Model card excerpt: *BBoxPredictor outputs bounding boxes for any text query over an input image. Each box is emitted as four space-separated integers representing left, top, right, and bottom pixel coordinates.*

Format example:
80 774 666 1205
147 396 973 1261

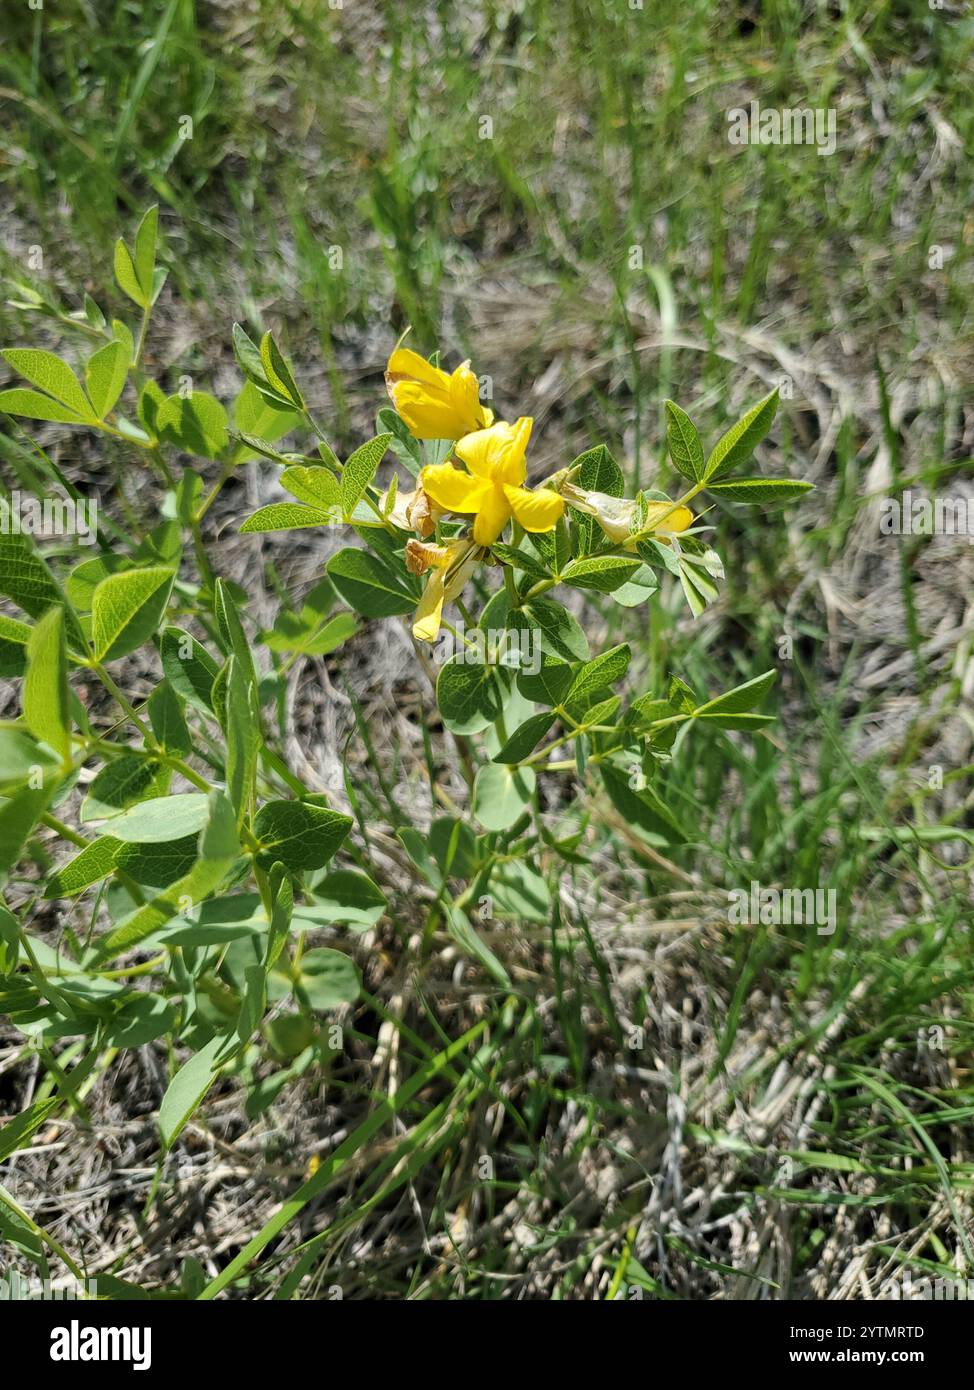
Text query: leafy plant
0 208 811 1293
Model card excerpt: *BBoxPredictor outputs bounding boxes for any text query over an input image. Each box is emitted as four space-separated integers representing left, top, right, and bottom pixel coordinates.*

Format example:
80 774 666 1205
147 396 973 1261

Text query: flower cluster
385 345 694 639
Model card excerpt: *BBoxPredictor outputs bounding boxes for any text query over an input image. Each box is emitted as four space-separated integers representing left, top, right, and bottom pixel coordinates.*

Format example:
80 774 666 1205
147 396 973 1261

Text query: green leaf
1 349 93 418
0 728 59 794
92 566 175 661
84 340 129 419
236 962 267 1047
490 860 550 923
199 791 243 862
280 465 341 510
300 869 386 932
133 205 159 301
635 535 681 576
0 1099 60 1165
232 426 300 465
289 948 360 1012
213 579 259 695
664 400 704 481
259 331 305 409
114 238 146 308
572 443 624 497
570 444 624 554
232 322 268 385
159 1034 227 1150
0 614 30 678
160 627 219 713
695 670 777 716
81 755 170 823
580 694 621 728
263 609 356 658
254 799 352 872
23 605 70 761
436 658 512 734
326 548 417 619
0 904 19 975
114 318 136 367
0 783 56 873
45 836 123 897
706 478 815 502
233 379 300 446
0 533 84 646
516 659 573 707
147 680 192 756
561 555 641 593
65 553 127 611
518 597 589 662
493 710 555 763
106 792 210 843
98 838 237 958
117 835 200 888
157 392 229 459
376 405 422 473
137 377 165 435
159 894 265 947
221 656 259 825
609 563 660 608
601 764 686 843
566 643 631 705
473 762 536 831
340 433 392 516
240 502 336 533
704 389 779 482
446 906 511 987
106 994 175 1049
428 817 479 878
678 555 720 616
265 864 293 970
0 388 86 424
491 543 550 581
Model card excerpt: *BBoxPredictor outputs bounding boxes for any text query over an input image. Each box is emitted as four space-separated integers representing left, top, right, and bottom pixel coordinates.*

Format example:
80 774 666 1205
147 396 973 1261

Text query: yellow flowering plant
0 205 812 1209
263 341 815 854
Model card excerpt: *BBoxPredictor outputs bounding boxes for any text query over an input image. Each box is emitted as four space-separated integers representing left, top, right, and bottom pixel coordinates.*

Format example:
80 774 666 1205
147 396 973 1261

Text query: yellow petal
472 485 512 545
496 417 533 486
391 384 464 441
449 364 493 432
454 422 506 479
420 463 492 514
387 346 448 390
412 570 446 642
503 484 565 533
386 350 490 440
643 503 693 535
455 418 531 482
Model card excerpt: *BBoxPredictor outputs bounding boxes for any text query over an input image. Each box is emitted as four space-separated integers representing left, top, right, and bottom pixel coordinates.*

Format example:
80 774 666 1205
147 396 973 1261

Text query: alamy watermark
0 1270 98 1300
879 490 974 540
727 99 837 157
880 1269 972 1301
728 879 837 936
433 620 541 675
0 490 97 546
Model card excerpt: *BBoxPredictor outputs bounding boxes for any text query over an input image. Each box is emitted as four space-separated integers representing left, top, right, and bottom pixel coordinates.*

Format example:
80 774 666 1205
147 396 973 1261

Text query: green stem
91 662 154 745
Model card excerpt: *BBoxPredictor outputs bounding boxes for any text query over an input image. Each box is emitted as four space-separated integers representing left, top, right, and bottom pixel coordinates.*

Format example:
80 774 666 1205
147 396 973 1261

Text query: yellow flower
407 537 482 642
639 500 694 543
561 482 693 547
385 346 494 441
420 417 565 546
